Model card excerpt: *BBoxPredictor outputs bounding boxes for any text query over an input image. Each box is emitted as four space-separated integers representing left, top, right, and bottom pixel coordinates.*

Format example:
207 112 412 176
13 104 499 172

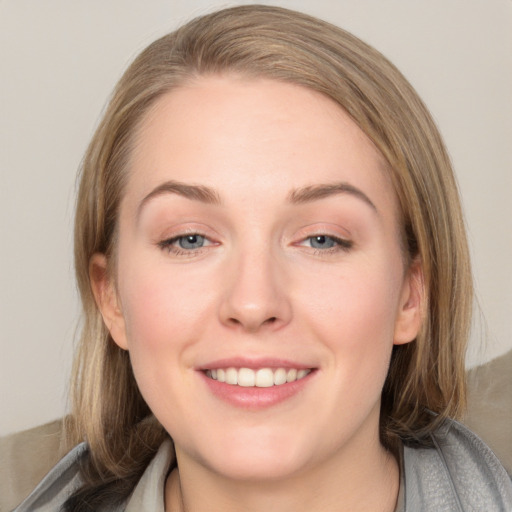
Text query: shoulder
403 418 512 511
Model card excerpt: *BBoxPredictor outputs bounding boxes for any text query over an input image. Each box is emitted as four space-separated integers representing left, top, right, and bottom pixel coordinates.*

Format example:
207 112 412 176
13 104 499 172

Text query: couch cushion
465 349 512 476
0 418 67 511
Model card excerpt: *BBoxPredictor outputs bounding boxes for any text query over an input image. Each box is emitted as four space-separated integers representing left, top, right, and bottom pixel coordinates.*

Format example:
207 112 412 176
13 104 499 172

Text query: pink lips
198 358 316 410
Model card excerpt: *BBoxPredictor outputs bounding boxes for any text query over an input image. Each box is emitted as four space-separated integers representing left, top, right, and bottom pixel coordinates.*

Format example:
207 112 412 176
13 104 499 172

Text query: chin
209 450 308 482
190 428 318 482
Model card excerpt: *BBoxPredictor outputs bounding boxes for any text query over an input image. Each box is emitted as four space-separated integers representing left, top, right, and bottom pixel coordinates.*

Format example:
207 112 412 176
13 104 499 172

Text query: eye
299 234 352 252
158 233 213 255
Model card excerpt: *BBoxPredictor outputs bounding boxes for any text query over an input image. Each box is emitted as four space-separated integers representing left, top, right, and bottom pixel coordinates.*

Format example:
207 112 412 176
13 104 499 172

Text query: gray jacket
13 420 512 511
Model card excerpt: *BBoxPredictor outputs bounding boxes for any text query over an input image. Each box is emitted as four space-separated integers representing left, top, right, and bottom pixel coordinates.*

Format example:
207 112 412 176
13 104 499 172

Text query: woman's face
93 76 422 482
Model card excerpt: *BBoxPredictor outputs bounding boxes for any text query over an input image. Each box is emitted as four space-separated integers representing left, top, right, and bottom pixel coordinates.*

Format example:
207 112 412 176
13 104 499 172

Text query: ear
393 257 425 345
89 253 128 350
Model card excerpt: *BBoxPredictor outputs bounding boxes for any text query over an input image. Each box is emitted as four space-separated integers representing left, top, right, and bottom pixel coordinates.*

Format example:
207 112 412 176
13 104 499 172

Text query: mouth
204 367 312 388
199 359 317 409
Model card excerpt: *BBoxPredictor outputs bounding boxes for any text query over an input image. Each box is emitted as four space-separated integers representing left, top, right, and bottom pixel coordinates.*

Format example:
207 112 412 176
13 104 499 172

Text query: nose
219 248 292 333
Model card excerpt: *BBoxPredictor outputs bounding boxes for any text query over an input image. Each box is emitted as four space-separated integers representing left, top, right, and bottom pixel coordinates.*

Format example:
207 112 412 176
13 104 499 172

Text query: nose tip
219 256 291 333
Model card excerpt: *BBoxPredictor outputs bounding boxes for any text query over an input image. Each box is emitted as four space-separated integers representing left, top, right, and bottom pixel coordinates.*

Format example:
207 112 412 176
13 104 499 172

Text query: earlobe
89 253 128 350
393 258 425 346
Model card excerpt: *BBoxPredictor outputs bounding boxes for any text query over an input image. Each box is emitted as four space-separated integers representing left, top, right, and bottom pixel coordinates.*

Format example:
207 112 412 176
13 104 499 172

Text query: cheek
118 258 212 350
298 258 403 377
121 280 172 352
305 264 400 333
115 256 223 410
116 266 207 415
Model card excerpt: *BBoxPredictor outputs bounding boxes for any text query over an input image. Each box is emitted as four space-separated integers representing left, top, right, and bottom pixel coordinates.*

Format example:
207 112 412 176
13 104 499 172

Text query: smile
205 367 312 387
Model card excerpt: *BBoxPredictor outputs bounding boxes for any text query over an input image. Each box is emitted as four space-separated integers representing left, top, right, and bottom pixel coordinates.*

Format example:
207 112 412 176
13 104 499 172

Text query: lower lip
200 371 315 410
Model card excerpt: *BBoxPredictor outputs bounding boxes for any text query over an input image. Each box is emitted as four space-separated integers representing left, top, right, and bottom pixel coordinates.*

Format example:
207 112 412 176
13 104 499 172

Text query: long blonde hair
68 4 472 507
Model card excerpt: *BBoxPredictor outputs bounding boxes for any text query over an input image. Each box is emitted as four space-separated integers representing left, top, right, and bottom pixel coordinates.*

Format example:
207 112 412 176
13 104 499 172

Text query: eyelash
157 233 353 257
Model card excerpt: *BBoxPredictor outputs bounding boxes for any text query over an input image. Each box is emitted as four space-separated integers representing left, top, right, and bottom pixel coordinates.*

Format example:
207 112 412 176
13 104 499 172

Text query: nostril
227 316 277 329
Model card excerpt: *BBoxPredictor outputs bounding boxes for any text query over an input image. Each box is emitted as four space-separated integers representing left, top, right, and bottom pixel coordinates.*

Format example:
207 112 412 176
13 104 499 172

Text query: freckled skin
93 76 422 511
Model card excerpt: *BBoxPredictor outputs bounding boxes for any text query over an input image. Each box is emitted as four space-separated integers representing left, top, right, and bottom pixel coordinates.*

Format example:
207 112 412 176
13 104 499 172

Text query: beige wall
1 0 511 436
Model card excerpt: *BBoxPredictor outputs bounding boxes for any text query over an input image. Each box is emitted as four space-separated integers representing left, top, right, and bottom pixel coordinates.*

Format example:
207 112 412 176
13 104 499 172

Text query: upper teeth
206 367 311 387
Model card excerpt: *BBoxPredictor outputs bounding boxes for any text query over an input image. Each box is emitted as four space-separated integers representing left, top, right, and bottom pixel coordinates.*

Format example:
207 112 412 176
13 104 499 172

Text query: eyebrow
288 182 377 212
137 179 377 217
138 180 222 217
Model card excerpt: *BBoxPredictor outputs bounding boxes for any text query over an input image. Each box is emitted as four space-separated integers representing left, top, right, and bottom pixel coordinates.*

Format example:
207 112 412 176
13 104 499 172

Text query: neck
165 435 400 512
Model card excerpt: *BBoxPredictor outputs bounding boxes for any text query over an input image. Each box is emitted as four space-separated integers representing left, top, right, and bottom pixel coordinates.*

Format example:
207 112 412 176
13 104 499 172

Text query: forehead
125 75 396 217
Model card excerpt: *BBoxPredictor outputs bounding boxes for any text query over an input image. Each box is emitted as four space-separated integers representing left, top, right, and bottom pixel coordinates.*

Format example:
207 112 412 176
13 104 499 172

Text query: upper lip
197 357 315 371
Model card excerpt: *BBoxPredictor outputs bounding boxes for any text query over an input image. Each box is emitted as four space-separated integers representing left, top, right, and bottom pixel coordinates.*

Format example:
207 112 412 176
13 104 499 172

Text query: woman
14 5 512 511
